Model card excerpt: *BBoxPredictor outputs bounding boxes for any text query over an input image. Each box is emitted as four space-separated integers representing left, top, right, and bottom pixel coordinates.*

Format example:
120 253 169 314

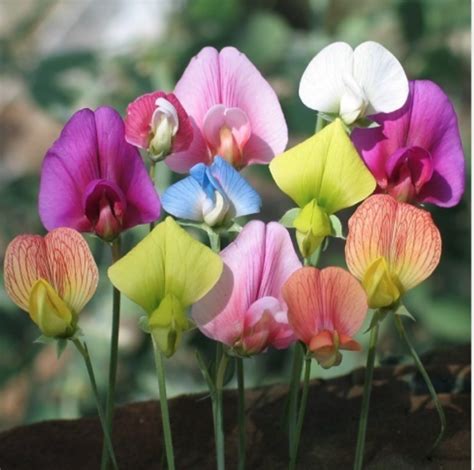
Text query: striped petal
345 194 441 293
44 228 99 314
4 235 51 312
282 266 367 345
4 228 98 315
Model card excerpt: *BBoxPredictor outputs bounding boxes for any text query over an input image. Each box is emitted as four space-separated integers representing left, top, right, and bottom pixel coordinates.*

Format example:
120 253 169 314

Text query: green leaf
279 208 300 228
329 214 345 239
34 335 55 345
395 304 417 321
56 339 68 359
138 315 151 333
195 350 216 396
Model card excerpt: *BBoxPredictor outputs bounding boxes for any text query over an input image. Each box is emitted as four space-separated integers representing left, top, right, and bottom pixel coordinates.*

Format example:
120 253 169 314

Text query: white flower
299 41 409 125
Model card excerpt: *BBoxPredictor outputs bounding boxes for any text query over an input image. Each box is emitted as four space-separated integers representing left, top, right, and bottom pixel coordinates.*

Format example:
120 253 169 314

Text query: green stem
395 315 446 453
215 349 229 470
314 113 327 133
236 357 246 470
288 342 304 461
354 316 380 470
73 339 118 470
101 238 122 470
149 162 157 230
152 338 175 470
290 355 312 470
208 229 221 252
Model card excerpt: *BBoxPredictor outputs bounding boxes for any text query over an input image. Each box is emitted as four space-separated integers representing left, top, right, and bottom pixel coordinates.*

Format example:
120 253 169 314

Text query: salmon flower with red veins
4 228 98 338
168 46 288 172
352 80 465 207
345 194 441 309
192 221 301 356
125 91 193 162
283 267 368 368
39 106 161 242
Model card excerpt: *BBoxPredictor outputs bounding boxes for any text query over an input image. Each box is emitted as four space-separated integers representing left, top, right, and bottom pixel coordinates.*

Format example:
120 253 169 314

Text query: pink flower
125 91 193 162
169 47 288 172
192 221 301 356
282 267 368 368
352 80 465 207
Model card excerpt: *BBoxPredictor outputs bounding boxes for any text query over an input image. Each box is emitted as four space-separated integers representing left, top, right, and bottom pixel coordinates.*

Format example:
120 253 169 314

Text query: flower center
339 73 368 125
385 146 433 202
84 180 127 242
202 104 251 168
149 98 180 159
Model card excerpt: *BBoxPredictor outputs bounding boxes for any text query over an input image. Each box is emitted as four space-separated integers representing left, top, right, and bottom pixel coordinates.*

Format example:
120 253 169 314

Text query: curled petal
345 194 441 292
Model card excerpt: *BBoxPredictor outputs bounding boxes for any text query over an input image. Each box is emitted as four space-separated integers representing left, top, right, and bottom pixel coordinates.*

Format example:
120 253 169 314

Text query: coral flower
192 221 301 356
108 217 223 357
4 228 98 338
39 106 161 242
299 41 408 125
345 194 441 309
161 157 261 227
282 267 368 368
352 80 465 207
168 46 288 172
270 119 376 257
125 91 193 162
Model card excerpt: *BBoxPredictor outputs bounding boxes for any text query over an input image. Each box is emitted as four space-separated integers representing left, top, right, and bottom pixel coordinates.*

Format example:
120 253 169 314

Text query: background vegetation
0 0 470 430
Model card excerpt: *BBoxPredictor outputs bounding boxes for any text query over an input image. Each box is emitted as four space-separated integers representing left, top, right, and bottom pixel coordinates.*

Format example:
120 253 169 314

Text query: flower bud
148 293 191 357
294 200 331 258
29 279 75 338
362 256 403 308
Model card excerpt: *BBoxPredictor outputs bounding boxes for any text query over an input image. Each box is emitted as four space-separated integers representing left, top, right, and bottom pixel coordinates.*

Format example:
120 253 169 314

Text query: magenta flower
125 91 193 162
39 106 161 241
352 80 465 207
168 46 288 172
192 221 301 356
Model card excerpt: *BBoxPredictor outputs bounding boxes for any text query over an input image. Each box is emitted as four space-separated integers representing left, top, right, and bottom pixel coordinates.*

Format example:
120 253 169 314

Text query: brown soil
0 347 470 470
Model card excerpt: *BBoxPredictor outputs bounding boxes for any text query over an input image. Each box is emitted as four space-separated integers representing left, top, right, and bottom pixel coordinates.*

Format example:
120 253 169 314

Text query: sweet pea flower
39 106 161 242
108 217 223 357
161 157 261 227
270 119 376 257
125 91 193 162
192 221 301 356
283 267 368 368
4 228 98 338
167 46 288 172
299 41 409 125
352 80 465 207
345 194 441 309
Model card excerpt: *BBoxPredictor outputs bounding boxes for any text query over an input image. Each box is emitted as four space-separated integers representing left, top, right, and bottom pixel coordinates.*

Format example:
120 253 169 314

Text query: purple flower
352 80 465 207
39 106 161 241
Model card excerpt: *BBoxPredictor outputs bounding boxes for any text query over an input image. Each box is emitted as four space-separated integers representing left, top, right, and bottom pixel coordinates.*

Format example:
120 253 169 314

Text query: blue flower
162 157 261 226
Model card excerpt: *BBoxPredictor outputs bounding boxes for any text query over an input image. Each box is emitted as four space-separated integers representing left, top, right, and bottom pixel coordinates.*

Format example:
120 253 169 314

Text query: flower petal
192 221 301 345
39 109 99 232
161 175 207 221
282 266 367 345
218 47 288 164
108 217 223 313
352 41 408 115
270 119 376 212
4 235 51 312
210 157 261 218
345 194 441 291
44 228 99 313
298 42 354 113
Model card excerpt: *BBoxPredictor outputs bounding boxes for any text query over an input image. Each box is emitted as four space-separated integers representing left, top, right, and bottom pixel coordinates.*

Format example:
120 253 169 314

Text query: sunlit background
0 0 470 431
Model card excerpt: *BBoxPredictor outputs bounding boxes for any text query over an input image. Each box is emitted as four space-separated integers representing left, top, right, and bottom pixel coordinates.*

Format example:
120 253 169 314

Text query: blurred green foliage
0 0 470 429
